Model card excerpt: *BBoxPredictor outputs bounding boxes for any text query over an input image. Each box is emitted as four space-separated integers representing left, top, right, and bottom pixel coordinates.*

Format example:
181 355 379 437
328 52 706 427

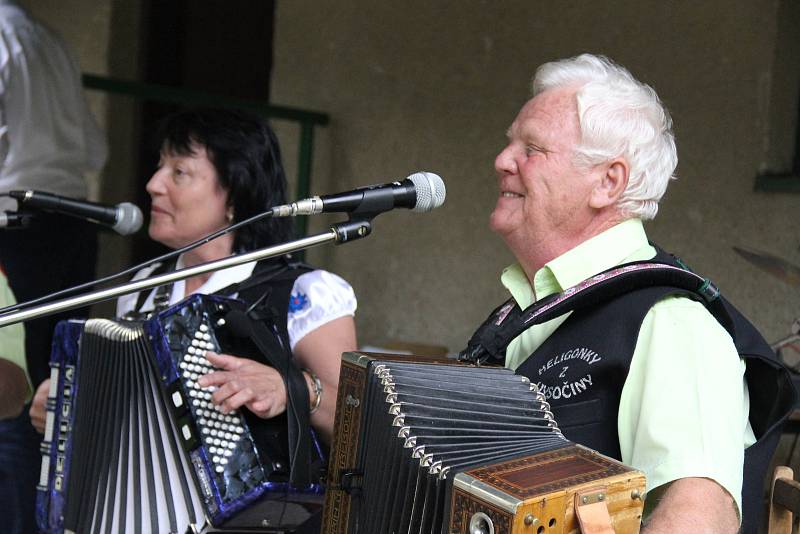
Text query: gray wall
272 1 800 353
19 1 800 355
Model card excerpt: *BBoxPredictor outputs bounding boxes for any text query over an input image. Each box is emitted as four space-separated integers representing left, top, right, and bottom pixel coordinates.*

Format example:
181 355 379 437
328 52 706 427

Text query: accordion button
172 392 184 407
224 450 232 457
221 458 228 465
182 425 192 441
200 324 208 332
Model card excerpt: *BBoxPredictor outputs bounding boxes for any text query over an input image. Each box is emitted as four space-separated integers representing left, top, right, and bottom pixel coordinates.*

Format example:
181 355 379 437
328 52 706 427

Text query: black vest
462 248 795 534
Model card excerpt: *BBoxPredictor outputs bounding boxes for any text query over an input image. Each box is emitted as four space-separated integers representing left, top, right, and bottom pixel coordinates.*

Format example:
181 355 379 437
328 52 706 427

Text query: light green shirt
501 218 753 517
0 270 31 400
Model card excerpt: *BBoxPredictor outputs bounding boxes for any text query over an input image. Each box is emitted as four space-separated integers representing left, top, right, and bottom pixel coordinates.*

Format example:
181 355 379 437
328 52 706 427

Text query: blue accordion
36 293 324 534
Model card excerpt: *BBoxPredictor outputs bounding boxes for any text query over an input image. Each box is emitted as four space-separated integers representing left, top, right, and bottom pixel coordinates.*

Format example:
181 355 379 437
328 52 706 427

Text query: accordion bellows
322 352 646 534
37 294 323 534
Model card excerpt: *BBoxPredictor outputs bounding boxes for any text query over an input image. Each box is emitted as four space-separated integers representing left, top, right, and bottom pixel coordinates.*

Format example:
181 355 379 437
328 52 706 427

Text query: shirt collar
172 253 257 303
501 218 655 308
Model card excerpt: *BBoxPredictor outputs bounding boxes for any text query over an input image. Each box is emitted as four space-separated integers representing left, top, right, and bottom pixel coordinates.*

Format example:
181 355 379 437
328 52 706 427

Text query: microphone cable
0 208 275 315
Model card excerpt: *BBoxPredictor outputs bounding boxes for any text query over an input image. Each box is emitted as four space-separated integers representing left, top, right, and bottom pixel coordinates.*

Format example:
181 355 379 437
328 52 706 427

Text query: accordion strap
459 261 725 365
574 487 615 534
224 308 315 486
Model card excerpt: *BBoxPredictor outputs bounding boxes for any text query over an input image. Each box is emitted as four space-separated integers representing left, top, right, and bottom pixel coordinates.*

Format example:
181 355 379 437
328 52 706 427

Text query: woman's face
146 143 230 249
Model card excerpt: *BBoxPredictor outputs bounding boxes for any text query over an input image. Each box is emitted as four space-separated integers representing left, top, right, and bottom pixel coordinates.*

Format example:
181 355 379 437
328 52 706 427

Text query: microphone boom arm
0 220 371 328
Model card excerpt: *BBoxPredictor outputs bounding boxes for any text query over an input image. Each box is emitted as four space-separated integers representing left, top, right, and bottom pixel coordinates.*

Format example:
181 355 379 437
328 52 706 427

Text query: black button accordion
36 294 324 534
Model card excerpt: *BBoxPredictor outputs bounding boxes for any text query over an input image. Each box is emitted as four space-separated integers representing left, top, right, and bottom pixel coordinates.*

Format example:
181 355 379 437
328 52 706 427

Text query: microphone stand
0 219 372 328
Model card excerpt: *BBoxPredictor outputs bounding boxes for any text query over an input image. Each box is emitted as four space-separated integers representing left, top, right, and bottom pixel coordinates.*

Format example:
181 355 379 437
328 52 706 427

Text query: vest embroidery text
535 346 602 401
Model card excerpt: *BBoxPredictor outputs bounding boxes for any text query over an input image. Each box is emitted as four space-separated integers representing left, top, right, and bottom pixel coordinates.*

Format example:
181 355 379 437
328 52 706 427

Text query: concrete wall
17 1 800 355
271 1 800 353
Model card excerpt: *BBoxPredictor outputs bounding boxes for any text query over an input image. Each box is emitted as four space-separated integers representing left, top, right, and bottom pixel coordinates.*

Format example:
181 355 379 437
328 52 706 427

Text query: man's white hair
533 54 677 220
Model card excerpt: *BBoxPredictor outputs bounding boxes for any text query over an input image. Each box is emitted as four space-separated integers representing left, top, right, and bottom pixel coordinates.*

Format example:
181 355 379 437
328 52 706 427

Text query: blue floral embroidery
288 292 310 313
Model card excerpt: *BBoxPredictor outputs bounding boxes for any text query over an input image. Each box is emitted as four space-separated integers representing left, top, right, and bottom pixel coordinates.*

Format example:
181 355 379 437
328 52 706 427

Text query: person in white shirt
0 3 107 532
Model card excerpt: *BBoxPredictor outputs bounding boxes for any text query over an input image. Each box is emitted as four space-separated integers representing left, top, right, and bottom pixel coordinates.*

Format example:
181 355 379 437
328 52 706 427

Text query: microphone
271 171 446 217
9 190 143 235
0 211 35 229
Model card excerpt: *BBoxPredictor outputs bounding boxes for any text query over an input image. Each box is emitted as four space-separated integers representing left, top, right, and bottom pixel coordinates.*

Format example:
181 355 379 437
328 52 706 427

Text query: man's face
490 87 597 256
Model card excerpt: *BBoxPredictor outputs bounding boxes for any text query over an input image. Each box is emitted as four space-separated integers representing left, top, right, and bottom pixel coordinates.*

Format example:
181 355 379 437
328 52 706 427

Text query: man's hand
197 352 287 419
642 477 739 533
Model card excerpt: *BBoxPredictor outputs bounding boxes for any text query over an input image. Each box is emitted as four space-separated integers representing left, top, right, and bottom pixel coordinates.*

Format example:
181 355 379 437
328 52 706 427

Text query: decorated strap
459 261 727 365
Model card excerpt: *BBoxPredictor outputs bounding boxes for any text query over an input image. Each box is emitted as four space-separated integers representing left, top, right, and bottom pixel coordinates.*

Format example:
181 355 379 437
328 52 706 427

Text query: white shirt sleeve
286 270 356 350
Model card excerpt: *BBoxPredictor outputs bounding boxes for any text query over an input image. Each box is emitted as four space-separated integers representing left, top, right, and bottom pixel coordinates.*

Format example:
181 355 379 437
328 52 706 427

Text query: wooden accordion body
322 352 645 534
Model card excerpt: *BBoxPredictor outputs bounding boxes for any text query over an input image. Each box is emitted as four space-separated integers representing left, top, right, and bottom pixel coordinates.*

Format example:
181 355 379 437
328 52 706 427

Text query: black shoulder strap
459 261 723 364
215 256 318 485
222 308 315 485
133 260 177 314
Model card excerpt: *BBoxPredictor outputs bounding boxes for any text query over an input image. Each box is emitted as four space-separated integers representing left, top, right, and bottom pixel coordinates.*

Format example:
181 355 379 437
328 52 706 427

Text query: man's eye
525 144 548 156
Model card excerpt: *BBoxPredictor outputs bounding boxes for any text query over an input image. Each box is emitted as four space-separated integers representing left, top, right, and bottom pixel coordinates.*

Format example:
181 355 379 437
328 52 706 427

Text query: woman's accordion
36 294 324 534
322 352 646 534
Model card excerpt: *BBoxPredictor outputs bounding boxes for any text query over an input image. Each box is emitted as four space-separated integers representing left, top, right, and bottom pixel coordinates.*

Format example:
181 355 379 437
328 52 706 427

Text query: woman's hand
197 352 287 419
29 378 50 433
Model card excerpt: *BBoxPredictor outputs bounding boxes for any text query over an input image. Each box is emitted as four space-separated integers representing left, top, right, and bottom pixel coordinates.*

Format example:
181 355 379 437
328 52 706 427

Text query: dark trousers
0 212 98 534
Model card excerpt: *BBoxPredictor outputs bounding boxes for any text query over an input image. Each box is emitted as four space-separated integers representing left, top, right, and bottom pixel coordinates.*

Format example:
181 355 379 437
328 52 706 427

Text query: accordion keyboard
178 322 246 475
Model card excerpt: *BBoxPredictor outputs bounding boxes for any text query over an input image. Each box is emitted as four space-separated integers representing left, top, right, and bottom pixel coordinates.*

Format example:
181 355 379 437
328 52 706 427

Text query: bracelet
303 369 323 414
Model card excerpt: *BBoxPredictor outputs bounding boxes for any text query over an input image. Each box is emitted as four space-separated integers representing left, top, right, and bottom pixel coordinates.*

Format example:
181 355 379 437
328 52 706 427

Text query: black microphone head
407 172 446 212
113 202 144 235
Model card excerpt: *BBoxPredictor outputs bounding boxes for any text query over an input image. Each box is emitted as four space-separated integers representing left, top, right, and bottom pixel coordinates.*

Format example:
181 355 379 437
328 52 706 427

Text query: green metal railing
82 74 330 234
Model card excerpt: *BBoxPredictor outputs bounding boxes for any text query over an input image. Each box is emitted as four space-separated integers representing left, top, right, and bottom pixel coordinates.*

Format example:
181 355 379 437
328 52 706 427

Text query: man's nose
494 145 518 176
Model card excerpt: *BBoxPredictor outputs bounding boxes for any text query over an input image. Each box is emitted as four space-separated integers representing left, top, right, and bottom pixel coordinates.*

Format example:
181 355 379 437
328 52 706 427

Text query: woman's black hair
154 107 294 251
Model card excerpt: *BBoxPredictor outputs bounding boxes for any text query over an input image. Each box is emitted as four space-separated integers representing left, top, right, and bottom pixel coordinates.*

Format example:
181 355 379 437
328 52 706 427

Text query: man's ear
589 158 629 209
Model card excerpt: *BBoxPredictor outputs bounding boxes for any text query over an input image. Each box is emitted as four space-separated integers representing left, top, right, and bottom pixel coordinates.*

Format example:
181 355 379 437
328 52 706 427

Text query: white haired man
484 54 789 533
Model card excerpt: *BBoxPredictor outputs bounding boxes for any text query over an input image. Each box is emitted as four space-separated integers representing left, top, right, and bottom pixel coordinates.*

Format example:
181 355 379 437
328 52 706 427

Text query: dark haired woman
32 109 357 448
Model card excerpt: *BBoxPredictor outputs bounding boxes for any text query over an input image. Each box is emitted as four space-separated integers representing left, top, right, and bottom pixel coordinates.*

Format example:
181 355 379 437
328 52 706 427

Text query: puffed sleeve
286 270 357 350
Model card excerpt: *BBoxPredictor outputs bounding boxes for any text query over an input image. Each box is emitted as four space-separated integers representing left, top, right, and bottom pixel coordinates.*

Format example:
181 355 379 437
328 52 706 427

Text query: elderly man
484 54 786 533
